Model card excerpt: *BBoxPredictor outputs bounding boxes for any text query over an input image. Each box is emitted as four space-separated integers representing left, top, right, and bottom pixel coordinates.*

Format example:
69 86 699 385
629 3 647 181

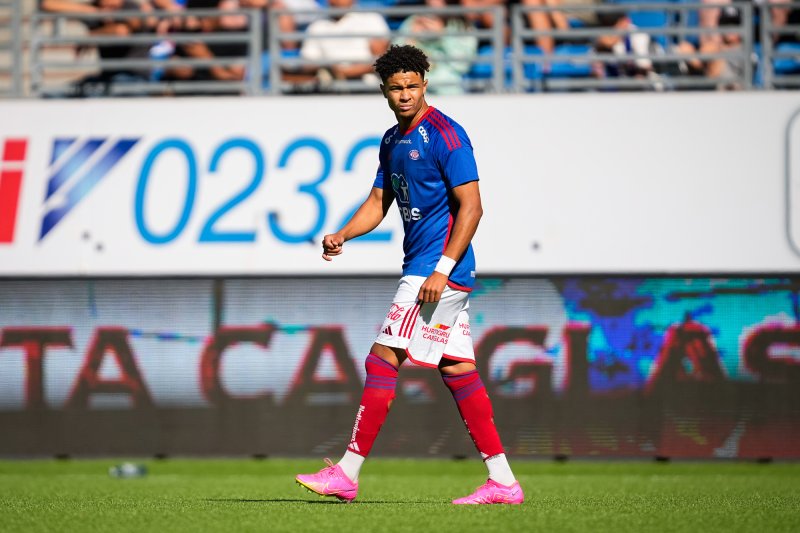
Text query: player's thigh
375 276 426 349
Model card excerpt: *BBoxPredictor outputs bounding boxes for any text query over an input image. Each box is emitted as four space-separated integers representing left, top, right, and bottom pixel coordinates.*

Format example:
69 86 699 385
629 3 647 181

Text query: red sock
347 353 398 457
442 369 504 458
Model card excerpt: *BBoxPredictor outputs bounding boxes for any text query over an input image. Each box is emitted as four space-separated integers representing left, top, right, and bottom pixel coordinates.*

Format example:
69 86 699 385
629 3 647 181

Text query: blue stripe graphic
49 139 75 166
40 138 139 240
46 138 105 200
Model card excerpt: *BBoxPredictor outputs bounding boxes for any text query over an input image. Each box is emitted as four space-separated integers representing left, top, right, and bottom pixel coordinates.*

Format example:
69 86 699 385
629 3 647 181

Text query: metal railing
266 5 506 95
510 2 755 92
29 8 262 97
0 0 24 97
3 2 799 98
760 1 800 88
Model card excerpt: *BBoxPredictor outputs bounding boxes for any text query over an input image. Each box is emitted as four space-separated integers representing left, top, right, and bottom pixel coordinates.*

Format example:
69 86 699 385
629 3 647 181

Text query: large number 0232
134 136 390 244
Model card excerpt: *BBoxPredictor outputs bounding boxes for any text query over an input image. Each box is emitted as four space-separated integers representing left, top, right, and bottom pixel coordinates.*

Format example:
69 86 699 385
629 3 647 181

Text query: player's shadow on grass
205 498 424 505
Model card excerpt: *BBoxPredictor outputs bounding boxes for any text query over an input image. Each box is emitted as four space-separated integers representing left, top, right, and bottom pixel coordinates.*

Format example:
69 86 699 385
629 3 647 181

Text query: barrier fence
1 1 799 97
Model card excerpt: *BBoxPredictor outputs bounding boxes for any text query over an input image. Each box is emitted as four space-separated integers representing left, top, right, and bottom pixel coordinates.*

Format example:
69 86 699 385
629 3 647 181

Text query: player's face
381 71 428 127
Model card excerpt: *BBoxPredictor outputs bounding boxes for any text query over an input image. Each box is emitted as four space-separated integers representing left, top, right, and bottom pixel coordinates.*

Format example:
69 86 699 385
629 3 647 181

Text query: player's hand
321 233 345 261
418 272 448 303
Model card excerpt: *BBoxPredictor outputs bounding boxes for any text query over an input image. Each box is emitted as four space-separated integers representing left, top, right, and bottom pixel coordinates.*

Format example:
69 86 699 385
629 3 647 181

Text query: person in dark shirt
167 0 248 89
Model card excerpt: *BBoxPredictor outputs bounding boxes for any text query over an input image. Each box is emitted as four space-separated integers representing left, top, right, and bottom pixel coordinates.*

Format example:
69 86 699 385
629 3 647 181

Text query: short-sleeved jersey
373 107 479 290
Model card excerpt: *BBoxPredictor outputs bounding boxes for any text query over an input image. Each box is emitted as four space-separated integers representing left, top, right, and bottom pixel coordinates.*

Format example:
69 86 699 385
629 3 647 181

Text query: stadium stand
1 0 799 96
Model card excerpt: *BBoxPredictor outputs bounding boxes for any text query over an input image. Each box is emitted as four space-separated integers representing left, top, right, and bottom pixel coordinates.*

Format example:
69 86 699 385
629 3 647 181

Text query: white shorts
375 275 475 367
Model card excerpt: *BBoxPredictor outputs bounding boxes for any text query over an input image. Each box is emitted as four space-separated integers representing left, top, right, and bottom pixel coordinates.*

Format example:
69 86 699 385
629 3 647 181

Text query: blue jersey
373 107 479 291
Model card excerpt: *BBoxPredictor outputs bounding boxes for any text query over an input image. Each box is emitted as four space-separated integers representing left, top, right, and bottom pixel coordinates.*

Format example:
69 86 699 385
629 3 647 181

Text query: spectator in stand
675 5 747 90
700 0 795 49
43 0 155 94
167 0 250 89
39 0 98 12
706 6 749 89
592 10 659 83
282 0 324 42
299 0 390 88
458 0 507 43
394 0 478 94
520 0 599 54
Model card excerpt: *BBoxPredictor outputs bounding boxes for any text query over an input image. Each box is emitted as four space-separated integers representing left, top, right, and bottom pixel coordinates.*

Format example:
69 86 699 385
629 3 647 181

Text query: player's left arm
417 180 483 303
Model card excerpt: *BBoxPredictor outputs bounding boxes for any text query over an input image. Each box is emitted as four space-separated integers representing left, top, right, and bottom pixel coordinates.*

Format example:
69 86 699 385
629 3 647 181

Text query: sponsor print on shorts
420 323 452 345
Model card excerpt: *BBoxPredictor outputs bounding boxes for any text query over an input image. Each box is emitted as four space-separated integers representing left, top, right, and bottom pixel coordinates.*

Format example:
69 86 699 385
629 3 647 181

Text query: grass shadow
205 498 434 505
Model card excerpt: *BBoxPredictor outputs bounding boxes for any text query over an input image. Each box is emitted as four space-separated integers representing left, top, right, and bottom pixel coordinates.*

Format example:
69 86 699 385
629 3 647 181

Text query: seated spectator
459 0 507 43
592 10 657 81
521 0 599 53
394 0 477 95
299 0 390 88
282 0 323 33
167 0 249 89
39 0 98 13
64 0 154 95
675 5 747 90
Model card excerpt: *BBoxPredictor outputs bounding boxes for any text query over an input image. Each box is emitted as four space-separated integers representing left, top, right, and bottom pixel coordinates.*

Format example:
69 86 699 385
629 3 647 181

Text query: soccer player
295 44 523 505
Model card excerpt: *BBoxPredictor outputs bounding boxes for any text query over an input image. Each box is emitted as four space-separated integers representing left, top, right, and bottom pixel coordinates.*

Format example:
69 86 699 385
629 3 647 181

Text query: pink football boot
452 479 524 505
295 459 358 503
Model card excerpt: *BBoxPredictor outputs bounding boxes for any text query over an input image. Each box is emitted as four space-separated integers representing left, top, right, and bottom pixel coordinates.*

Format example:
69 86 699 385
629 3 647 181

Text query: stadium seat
774 42 800 74
465 45 545 91
465 45 511 84
608 0 670 48
547 43 593 78
261 49 301 89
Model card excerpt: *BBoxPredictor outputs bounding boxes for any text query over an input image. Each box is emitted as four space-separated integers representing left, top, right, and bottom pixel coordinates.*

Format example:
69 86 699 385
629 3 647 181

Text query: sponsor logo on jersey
391 173 409 203
391 173 422 222
418 125 429 143
395 139 411 144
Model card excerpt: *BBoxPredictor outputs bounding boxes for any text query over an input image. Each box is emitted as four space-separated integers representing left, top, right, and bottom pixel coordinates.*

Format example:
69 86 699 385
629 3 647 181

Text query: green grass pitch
1 458 799 532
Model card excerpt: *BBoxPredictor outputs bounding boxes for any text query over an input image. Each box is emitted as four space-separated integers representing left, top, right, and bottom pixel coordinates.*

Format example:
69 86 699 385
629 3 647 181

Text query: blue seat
774 42 800 74
261 49 301 88
466 45 545 89
608 0 670 47
547 43 593 78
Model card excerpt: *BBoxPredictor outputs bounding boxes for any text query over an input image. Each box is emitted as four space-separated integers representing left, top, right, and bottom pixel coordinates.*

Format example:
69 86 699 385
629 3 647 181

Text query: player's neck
397 102 430 133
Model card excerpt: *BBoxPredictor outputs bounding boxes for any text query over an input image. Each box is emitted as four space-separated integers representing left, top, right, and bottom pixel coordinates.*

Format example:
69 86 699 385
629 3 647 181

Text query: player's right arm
322 186 393 261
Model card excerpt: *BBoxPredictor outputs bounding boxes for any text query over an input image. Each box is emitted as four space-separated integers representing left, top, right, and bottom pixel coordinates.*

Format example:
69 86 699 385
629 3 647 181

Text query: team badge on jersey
409 149 420 160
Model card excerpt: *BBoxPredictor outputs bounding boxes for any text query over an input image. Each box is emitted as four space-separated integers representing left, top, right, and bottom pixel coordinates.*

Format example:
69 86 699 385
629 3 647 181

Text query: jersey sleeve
373 163 384 189
441 145 479 189
374 127 394 189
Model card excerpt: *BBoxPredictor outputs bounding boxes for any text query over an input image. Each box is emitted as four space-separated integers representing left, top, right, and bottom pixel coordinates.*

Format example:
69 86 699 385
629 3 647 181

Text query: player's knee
369 343 405 369
438 360 477 376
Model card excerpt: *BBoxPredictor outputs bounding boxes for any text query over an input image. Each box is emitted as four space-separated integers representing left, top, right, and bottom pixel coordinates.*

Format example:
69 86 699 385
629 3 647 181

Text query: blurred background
0 0 799 460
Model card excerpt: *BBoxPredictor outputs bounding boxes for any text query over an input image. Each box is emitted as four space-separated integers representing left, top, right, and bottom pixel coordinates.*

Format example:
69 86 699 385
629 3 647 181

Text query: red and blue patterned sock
346 353 398 457
442 369 504 459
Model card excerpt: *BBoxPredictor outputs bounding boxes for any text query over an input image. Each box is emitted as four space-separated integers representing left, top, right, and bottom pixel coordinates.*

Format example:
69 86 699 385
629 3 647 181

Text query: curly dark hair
373 45 430 82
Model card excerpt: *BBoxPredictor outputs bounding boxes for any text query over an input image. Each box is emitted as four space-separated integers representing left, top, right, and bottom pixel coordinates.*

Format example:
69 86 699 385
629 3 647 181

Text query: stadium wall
1 93 799 459
1 92 800 274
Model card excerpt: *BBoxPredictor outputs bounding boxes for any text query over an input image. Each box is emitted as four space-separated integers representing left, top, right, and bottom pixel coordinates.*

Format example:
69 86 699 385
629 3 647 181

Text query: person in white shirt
299 0 390 86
